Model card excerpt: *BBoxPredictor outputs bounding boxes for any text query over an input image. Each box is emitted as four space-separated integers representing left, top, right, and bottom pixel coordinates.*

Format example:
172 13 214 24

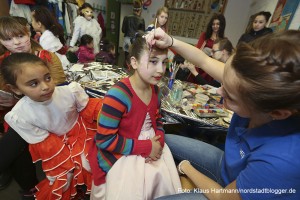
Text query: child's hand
0 94 17 109
149 135 163 161
68 46 79 52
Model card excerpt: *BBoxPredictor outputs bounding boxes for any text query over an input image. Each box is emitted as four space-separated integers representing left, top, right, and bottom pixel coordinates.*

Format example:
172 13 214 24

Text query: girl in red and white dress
1 53 102 199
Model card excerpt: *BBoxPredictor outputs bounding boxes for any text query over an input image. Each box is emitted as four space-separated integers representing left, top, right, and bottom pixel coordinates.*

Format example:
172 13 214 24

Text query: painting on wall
269 0 300 32
165 0 227 39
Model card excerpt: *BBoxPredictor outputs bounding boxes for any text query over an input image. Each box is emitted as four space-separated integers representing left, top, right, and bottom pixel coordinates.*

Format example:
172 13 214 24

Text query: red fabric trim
38 50 52 64
29 100 99 199
57 46 69 55
14 0 35 5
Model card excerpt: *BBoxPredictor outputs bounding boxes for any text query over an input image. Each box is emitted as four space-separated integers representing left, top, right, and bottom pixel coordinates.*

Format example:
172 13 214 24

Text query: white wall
248 0 278 19
223 0 252 46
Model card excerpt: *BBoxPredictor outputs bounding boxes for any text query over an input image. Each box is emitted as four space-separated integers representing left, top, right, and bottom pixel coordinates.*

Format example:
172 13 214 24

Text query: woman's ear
6 84 22 96
269 109 295 120
130 56 138 69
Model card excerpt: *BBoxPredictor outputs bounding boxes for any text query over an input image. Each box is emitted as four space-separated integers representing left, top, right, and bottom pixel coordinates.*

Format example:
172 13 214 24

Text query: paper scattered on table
90 70 121 80
69 64 84 72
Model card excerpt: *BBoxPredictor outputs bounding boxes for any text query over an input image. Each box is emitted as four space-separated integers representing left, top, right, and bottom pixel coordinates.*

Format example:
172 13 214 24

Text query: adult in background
190 14 226 84
121 0 145 68
238 11 273 44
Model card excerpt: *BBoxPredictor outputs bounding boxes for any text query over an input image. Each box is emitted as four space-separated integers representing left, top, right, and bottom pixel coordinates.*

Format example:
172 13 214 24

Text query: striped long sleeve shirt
89 77 165 185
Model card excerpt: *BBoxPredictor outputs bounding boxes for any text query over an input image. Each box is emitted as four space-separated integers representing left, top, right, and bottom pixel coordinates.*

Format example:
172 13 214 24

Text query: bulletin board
269 0 300 32
165 0 227 38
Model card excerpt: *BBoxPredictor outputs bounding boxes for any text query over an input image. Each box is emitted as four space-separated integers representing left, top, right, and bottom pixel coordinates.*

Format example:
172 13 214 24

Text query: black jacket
238 27 273 44
122 14 145 38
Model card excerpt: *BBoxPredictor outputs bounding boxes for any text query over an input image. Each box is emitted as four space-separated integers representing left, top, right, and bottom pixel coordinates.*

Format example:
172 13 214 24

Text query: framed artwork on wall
165 0 227 39
269 0 300 32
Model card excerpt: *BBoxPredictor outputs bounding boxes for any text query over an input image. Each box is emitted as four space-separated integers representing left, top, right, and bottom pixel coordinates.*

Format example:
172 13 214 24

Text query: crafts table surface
66 62 232 131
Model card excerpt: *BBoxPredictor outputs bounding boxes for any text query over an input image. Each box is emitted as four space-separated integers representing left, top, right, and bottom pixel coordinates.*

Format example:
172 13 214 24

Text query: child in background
2 53 102 199
146 6 169 33
76 34 95 63
70 3 102 53
31 6 70 69
88 33 181 199
95 39 116 65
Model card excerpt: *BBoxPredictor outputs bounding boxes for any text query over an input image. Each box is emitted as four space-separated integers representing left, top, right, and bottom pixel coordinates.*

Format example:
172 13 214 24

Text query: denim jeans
156 134 225 200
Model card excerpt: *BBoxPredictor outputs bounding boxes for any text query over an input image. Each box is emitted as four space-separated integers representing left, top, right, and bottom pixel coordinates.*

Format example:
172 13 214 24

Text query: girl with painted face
2 53 102 199
88 33 181 200
70 3 102 53
146 6 169 33
238 11 273 44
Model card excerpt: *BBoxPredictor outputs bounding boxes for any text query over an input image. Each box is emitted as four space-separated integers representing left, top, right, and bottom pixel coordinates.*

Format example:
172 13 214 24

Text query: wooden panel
165 0 227 38
0 0 9 17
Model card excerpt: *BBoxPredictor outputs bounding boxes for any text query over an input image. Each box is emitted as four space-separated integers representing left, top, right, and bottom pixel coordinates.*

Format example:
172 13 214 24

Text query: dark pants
0 127 38 191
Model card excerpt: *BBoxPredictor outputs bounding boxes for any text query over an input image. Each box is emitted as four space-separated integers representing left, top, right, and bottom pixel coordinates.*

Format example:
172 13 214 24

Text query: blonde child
88 33 181 199
76 34 95 63
146 6 169 33
31 6 70 69
1 53 102 199
147 28 300 200
70 3 102 53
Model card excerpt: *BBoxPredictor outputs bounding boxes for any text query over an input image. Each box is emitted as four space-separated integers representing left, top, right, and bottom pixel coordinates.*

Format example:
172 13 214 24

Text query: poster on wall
165 0 227 39
269 0 300 32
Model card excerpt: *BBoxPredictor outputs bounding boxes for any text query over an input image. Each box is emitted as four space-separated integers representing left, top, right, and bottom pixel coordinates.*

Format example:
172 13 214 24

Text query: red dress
29 98 103 199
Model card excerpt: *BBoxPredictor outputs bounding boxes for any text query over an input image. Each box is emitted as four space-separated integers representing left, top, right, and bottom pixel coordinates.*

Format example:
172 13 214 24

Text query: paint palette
180 83 228 117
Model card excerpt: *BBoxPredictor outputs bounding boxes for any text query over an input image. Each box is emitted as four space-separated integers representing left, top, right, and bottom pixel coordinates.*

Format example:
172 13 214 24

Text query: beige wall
0 1 9 17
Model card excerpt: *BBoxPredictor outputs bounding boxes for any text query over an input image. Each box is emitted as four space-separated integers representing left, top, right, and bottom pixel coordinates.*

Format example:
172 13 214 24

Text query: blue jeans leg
165 134 225 186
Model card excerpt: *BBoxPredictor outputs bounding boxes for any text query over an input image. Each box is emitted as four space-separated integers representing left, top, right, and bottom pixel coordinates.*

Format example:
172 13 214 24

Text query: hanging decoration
143 0 152 10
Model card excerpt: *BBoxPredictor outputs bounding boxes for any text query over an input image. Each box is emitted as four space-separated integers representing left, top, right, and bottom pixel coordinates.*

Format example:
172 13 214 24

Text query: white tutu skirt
91 113 181 200
105 143 181 200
